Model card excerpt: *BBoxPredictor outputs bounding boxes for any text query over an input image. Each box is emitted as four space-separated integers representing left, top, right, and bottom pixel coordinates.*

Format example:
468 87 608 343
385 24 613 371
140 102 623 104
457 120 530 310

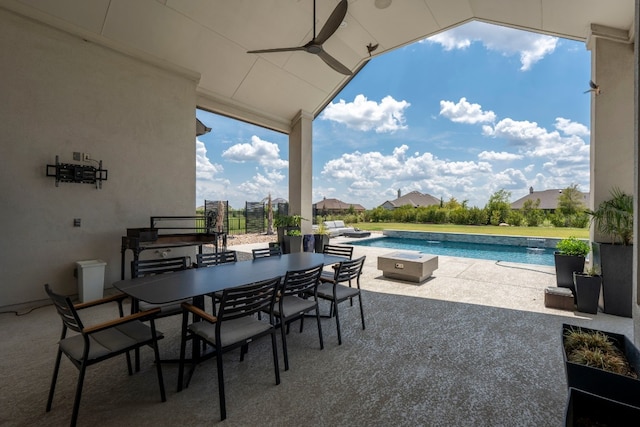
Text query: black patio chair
273 263 324 371
44 284 166 427
252 246 282 259
195 250 237 268
316 256 366 345
177 276 281 421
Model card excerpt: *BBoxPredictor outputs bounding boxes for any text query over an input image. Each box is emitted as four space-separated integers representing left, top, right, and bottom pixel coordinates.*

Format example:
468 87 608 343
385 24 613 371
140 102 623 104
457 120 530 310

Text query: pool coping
375 229 583 249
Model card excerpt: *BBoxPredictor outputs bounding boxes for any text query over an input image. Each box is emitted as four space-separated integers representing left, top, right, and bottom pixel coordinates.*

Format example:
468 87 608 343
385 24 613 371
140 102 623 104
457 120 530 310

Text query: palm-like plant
587 187 633 245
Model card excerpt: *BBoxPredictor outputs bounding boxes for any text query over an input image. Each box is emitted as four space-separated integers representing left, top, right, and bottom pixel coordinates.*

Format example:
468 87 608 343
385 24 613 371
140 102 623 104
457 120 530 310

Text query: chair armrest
182 302 217 324
74 293 129 310
82 307 161 334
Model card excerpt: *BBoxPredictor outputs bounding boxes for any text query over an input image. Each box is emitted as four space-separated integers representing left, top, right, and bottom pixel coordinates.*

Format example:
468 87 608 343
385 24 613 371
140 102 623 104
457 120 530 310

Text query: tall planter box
592 242 632 317
313 234 330 253
564 388 640 427
572 273 601 314
554 253 585 294
282 235 302 253
562 324 640 408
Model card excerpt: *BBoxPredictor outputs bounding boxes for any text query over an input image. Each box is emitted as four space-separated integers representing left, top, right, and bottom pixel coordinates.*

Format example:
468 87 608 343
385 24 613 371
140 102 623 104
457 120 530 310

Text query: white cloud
440 97 496 124
427 21 558 71
236 169 286 201
555 117 590 137
321 145 495 206
478 151 524 161
222 135 288 169
483 118 589 160
196 139 224 180
320 94 410 133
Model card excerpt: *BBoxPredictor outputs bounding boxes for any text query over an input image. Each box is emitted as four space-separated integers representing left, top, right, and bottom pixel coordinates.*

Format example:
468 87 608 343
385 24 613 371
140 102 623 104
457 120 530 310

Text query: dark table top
113 252 347 304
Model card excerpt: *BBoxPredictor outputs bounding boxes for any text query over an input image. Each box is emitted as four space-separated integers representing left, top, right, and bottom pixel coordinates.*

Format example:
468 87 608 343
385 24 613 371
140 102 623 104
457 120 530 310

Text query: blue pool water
350 237 554 266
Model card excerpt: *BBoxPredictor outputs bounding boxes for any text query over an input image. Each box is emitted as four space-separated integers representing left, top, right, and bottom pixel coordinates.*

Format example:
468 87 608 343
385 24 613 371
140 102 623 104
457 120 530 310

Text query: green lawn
353 222 589 239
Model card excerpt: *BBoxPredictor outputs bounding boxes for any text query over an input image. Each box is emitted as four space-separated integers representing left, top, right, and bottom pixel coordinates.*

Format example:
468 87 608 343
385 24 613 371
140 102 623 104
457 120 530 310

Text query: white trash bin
76 259 106 303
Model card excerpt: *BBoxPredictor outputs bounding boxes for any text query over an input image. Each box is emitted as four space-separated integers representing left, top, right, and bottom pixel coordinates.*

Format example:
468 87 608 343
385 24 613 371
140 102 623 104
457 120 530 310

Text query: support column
634 0 640 344
588 21 637 339
289 110 313 234
587 24 634 236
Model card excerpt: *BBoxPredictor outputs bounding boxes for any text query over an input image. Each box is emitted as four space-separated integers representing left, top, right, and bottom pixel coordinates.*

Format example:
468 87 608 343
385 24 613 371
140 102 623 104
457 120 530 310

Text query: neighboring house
510 187 590 212
380 190 440 210
313 197 366 215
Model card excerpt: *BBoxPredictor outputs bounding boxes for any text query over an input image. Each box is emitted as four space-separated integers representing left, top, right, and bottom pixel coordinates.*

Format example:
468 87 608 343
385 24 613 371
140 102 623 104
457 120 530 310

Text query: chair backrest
322 244 353 259
252 246 282 259
131 256 188 278
217 277 281 322
45 284 84 334
334 256 366 284
281 264 323 297
196 251 237 267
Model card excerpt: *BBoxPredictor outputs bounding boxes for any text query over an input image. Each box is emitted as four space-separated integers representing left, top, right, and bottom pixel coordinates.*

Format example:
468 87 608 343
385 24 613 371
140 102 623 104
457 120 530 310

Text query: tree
485 189 512 225
522 198 543 227
444 197 461 210
557 184 585 216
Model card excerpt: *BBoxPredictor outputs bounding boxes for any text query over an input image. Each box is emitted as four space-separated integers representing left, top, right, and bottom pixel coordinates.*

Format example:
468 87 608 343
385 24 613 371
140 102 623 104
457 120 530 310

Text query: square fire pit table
377 251 438 283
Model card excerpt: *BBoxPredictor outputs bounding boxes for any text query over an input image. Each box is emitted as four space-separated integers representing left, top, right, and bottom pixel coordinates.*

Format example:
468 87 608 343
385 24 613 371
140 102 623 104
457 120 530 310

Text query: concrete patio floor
230 234 632 338
1 235 633 426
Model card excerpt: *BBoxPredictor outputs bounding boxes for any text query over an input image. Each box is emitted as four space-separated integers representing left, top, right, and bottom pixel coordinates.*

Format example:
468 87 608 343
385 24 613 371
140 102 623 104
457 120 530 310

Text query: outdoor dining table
113 252 348 305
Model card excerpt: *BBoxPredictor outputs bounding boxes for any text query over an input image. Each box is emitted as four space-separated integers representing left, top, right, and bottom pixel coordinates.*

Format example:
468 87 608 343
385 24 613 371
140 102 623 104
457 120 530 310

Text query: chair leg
334 302 342 345
178 315 197 391
216 352 227 421
280 319 290 371
315 309 324 350
150 321 166 402
271 332 281 385
70 363 88 427
358 294 366 330
46 349 63 412
240 344 249 361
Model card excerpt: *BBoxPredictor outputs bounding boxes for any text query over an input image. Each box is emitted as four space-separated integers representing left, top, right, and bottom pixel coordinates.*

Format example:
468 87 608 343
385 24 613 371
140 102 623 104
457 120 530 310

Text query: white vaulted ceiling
2 0 634 133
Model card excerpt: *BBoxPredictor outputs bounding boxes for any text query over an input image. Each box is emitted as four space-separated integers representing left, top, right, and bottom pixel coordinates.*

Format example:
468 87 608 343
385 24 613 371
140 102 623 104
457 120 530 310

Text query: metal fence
245 202 265 234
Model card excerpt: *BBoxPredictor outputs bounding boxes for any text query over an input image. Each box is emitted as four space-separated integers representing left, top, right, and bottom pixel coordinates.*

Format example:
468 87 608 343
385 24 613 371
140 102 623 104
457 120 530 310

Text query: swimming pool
349 237 554 266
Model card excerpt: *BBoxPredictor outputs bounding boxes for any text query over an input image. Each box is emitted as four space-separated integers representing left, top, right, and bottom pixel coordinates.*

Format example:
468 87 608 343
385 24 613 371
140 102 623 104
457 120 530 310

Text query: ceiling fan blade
317 50 352 75
314 0 348 45
247 46 306 54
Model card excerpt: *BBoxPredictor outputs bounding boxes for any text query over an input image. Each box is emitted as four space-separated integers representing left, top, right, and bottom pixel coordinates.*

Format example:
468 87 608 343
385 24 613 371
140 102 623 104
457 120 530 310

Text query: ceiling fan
247 0 351 75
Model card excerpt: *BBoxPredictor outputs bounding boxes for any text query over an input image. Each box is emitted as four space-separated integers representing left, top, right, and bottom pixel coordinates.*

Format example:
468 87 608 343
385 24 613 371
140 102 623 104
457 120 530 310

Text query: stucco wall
590 36 635 241
0 10 198 305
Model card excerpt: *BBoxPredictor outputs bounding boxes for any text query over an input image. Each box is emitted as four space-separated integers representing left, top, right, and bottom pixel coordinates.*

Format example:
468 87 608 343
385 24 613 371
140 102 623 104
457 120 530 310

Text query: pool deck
229 232 632 336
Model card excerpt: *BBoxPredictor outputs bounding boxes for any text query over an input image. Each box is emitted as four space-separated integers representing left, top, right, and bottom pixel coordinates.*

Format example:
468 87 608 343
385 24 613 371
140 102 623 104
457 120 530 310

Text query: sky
195 21 592 210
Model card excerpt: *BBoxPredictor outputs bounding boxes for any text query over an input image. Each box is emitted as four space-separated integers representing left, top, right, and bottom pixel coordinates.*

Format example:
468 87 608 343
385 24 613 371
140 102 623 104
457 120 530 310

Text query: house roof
511 189 590 210
382 191 440 208
314 198 365 211
4 1 633 134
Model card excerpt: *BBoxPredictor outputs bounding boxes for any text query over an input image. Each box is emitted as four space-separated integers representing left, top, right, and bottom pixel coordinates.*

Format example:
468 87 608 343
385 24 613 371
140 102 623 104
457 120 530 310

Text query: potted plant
573 266 601 314
562 323 640 408
284 228 303 253
276 214 305 253
313 222 330 253
587 187 633 317
554 237 590 294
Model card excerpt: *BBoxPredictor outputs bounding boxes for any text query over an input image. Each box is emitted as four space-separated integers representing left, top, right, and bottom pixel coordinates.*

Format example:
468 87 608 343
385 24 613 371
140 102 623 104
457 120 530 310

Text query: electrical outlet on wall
83 153 91 161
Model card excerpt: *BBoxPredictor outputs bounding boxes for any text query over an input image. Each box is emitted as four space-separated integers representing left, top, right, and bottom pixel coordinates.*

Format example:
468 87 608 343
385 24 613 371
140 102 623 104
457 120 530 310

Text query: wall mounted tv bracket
47 155 108 189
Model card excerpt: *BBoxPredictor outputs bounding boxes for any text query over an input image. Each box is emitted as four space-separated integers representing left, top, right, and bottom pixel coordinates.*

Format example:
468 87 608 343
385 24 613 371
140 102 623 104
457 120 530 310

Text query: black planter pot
562 323 640 408
282 235 302 253
564 387 640 427
592 242 633 318
573 273 601 314
313 234 330 253
554 253 585 294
